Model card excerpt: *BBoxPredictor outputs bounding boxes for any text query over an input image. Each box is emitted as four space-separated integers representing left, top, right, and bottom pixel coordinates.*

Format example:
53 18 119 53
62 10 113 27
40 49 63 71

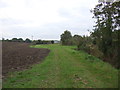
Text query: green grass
3 44 118 88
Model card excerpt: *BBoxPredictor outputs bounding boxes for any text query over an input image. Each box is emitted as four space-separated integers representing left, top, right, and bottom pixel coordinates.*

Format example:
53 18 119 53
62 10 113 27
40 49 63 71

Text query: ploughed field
2 42 50 77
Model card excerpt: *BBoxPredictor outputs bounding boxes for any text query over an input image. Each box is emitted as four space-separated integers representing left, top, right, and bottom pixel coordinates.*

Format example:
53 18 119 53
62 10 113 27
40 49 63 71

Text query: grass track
3 44 118 88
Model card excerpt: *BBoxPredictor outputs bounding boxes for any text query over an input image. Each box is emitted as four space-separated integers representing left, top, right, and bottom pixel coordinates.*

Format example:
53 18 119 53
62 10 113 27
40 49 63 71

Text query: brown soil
2 42 50 77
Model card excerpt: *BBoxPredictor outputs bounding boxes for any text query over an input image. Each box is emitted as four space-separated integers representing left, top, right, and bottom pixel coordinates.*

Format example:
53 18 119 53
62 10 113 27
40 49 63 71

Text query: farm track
33 45 118 88
3 44 118 88
2 42 50 78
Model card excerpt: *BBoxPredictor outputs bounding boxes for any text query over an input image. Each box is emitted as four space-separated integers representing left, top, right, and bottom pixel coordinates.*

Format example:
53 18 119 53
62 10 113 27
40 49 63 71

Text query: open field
3 44 118 88
2 42 50 78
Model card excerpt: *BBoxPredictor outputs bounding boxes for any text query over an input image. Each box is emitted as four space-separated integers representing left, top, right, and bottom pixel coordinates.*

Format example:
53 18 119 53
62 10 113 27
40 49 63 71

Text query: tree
60 30 72 45
12 38 18 42
72 35 82 45
25 38 31 43
37 39 42 44
18 38 24 42
51 40 54 44
91 0 120 68
2 38 11 42
11 38 24 42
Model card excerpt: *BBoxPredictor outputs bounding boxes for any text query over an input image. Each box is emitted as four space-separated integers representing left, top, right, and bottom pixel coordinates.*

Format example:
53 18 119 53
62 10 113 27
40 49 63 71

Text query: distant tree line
2 38 32 43
60 30 83 46
2 38 55 44
60 0 119 69
60 30 96 55
33 40 54 44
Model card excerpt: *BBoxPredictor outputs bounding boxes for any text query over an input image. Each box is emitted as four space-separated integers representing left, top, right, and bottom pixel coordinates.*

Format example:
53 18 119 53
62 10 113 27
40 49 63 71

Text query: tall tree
91 0 120 68
60 30 72 45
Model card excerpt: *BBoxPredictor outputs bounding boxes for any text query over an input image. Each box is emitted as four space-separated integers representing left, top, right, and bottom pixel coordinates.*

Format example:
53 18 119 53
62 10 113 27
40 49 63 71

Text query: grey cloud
58 6 92 18
58 8 73 18
2 20 92 40
0 1 8 8
1 0 96 40
0 18 27 25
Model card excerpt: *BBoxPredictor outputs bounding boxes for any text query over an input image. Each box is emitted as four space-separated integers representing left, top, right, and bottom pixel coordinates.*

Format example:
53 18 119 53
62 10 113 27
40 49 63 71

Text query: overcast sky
0 0 98 40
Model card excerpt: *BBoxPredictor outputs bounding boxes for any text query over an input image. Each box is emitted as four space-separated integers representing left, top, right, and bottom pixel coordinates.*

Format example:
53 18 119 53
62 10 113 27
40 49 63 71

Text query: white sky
0 0 98 40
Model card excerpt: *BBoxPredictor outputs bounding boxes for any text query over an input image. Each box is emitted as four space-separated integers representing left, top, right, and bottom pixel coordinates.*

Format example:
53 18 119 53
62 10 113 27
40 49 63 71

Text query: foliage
91 0 120 68
25 38 31 43
60 30 73 45
10 38 23 42
12 38 18 42
77 36 92 54
17 38 24 42
60 30 103 59
72 35 82 45
60 30 84 46
35 40 53 44
51 40 54 44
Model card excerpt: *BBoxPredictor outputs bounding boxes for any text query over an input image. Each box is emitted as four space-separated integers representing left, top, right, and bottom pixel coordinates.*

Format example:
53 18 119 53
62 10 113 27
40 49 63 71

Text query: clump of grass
86 55 94 60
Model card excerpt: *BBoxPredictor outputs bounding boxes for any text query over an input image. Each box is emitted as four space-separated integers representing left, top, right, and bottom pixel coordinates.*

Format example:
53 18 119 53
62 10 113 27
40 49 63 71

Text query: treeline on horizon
60 1 120 69
2 38 55 44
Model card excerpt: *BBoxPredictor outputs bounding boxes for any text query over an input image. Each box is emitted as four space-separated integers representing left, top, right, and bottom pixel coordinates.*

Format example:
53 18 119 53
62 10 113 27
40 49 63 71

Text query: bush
89 44 103 59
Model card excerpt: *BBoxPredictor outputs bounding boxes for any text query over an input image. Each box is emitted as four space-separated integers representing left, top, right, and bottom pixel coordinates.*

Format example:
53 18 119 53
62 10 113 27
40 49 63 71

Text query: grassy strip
3 44 118 88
